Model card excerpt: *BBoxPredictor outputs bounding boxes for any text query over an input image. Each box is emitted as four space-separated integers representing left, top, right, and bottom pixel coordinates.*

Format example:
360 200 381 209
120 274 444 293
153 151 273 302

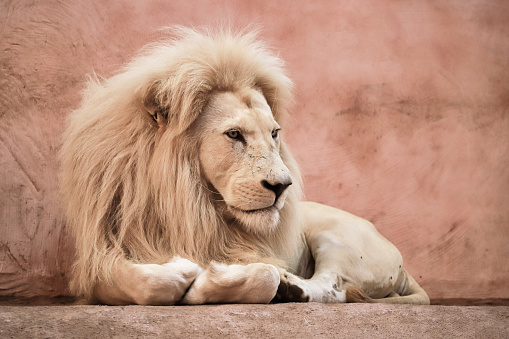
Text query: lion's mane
61 27 303 300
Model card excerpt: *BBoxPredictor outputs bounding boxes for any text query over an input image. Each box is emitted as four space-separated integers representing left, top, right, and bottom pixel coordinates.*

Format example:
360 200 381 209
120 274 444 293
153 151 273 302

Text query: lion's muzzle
262 178 292 210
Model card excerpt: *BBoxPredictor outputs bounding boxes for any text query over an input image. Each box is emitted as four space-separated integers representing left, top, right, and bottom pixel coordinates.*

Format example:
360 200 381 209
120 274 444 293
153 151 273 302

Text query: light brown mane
61 27 302 300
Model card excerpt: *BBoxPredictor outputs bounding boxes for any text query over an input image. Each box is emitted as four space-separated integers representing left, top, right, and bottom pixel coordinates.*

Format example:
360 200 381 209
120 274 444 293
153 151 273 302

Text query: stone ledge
1 303 508 338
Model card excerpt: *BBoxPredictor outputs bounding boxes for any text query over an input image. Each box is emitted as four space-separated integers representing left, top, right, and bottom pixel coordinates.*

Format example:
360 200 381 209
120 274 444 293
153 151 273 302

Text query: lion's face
195 88 293 233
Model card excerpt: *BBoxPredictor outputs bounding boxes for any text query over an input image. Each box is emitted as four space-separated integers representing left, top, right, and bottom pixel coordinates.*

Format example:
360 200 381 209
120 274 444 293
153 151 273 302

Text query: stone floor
1 302 508 338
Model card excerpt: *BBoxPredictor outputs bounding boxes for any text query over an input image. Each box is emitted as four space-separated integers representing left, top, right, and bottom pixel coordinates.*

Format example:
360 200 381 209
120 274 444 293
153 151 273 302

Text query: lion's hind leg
345 269 430 305
94 256 203 305
391 268 430 304
344 285 405 303
181 262 280 304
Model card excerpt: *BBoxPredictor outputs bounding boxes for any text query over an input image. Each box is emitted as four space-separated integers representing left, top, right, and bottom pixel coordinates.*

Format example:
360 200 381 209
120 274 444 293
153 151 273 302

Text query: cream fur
61 27 429 305
61 27 301 303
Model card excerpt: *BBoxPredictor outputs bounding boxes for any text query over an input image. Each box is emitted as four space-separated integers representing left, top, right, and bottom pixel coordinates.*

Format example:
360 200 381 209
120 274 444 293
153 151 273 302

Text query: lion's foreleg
181 262 280 304
276 232 351 303
94 257 203 305
276 268 347 303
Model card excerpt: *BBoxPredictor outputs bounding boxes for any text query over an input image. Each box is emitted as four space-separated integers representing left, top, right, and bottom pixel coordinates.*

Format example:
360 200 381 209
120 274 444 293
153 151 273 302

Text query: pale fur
61 27 302 302
61 27 429 305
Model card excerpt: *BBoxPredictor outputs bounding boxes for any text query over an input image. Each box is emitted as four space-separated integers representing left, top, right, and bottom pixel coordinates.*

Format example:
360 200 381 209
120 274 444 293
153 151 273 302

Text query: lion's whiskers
199 182 225 202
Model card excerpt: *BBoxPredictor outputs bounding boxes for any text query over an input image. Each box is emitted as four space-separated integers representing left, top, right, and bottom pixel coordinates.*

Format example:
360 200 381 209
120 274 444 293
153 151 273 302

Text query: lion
60 27 429 305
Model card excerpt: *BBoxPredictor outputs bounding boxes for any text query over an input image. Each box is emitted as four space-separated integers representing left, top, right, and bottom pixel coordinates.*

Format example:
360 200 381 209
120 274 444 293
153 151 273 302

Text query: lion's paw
131 257 203 305
181 262 280 304
275 271 310 302
161 256 204 280
275 271 347 303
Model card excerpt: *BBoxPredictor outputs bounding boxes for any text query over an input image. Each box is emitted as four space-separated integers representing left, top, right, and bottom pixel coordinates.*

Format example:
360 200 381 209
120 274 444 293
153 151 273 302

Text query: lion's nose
262 179 292 201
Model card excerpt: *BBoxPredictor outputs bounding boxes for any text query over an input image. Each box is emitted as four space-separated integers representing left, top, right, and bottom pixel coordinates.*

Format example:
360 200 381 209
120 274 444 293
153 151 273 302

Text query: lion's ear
141 81 168 129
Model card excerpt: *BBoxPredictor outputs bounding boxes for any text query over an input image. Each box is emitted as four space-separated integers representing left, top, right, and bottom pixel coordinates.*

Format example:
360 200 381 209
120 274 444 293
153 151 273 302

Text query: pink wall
1 0 508 300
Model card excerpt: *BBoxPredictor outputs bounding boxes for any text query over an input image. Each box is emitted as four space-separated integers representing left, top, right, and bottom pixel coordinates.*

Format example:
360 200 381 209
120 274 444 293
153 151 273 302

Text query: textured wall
1 0 508 300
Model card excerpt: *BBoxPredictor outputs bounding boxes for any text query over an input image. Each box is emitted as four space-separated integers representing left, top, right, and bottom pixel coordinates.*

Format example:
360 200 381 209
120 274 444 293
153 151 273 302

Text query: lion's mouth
240 206 277 214
231 205 277 215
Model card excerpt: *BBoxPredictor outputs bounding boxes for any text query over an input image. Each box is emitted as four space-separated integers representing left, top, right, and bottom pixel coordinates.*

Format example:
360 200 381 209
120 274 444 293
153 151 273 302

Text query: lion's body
61 27 429 305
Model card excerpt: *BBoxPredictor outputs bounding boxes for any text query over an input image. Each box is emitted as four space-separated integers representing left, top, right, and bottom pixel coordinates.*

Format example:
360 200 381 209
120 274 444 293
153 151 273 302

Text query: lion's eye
271 129 280 139
225 129 242 141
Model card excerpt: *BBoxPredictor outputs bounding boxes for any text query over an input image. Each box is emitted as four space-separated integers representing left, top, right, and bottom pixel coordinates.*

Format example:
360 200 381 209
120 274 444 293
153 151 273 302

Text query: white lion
61 27 429 305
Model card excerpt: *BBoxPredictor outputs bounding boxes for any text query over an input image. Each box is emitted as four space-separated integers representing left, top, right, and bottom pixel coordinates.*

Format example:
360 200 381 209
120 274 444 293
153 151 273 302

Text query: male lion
61 27 429 305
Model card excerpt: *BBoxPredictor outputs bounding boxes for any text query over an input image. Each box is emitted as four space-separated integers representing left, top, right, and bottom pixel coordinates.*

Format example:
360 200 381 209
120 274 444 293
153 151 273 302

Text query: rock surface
1 303 508 338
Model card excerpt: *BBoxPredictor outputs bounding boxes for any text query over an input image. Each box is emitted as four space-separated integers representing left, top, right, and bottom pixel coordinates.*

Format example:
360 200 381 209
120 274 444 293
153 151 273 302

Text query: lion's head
195 89 293 232
61 27 302 299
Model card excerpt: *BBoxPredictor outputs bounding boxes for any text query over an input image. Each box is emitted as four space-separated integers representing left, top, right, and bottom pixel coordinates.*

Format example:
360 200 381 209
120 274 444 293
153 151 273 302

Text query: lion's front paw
275 271 310 302
162 256 204 280
181 262 280 304
132 257 203 305
275 272 347 303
